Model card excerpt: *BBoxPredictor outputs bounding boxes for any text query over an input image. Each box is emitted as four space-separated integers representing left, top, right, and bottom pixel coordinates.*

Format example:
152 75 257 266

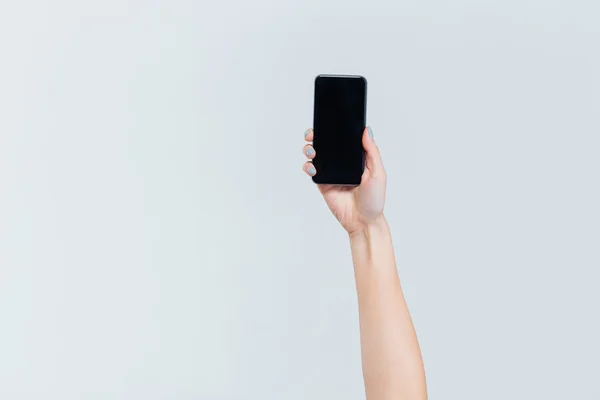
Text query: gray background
1 0 599 399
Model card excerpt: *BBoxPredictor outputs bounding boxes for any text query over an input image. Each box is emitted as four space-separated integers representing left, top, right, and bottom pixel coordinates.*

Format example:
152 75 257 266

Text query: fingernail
304 129 311 138
368 126 374 138
306 148 314 156
308 167 315 175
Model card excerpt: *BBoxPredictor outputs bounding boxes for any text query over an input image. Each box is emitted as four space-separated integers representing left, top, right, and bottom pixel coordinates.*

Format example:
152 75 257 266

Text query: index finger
304 128 313 142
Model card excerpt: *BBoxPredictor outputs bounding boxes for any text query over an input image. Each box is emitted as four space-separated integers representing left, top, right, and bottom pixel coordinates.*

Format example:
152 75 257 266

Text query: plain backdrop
1 1 599 399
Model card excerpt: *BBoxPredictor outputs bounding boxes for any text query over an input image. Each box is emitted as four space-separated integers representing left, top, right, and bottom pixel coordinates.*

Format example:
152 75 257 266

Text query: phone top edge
315 74 367 83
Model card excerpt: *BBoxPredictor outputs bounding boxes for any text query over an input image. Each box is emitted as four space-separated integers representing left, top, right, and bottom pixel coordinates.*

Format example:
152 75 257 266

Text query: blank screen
312 75 366 185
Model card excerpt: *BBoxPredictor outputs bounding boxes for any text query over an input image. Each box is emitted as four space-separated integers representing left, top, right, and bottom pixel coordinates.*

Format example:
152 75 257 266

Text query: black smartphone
312 74 367 185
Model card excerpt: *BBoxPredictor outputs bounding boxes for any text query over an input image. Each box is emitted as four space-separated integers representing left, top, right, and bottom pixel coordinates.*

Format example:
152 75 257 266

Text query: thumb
362 126 385 176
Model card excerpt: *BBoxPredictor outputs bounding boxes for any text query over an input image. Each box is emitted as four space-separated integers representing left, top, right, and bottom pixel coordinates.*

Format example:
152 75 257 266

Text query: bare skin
303 127 428 400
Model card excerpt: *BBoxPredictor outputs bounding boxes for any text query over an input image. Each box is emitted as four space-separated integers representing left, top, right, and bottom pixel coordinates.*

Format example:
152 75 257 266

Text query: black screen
312 75 366 185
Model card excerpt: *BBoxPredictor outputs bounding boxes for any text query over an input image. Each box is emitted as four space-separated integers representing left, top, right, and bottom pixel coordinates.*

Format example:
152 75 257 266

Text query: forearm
350 216 427 400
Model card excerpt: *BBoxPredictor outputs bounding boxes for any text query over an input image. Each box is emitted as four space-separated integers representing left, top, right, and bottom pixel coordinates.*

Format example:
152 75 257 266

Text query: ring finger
303 161 316 177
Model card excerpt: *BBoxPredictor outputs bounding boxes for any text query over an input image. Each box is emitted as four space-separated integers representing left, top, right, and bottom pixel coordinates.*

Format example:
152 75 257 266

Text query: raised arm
302 127 427 400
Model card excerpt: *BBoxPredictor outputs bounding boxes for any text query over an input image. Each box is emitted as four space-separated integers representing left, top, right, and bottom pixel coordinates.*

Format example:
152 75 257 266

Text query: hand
303 127 387 235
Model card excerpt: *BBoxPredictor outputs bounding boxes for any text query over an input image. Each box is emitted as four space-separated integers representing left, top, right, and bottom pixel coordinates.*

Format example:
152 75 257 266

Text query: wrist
348 215 393 270
348 215 389 240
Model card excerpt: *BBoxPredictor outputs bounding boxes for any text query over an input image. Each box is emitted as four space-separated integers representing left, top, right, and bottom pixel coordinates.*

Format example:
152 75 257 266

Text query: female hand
303 127 387 235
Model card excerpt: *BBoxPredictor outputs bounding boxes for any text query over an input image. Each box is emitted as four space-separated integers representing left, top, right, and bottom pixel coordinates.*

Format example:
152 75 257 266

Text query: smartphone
312 74 367 185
